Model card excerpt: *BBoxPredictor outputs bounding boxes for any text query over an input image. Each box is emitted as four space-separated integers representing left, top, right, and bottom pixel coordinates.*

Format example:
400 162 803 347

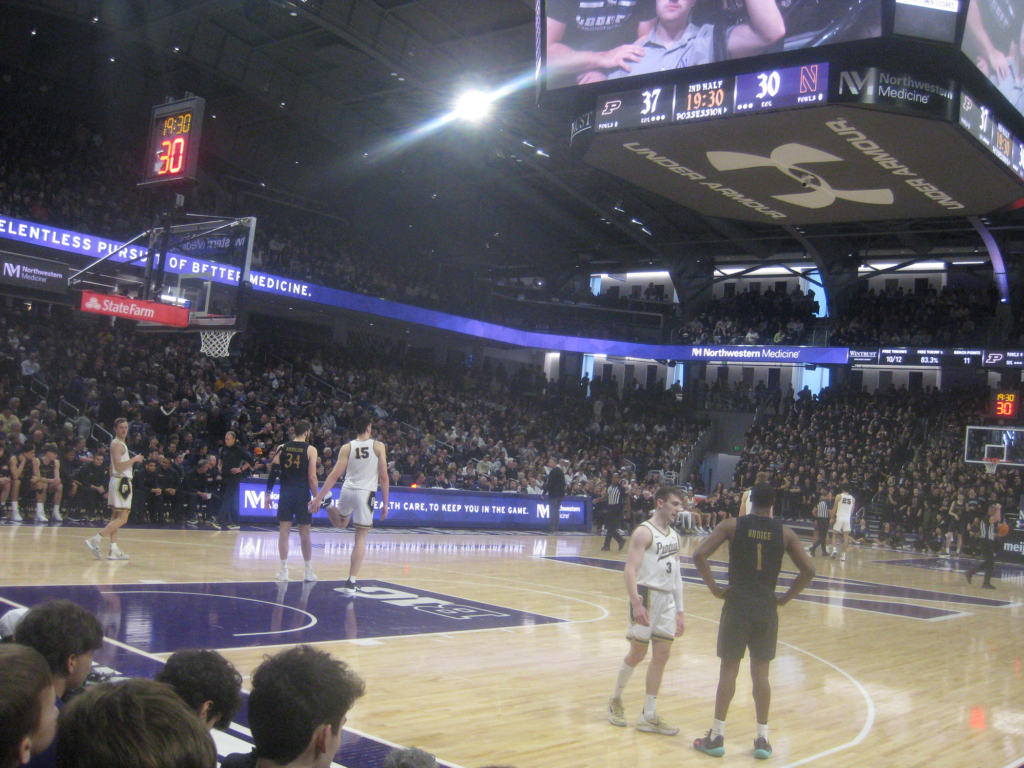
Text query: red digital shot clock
993 392 1018 419
140 96 205 186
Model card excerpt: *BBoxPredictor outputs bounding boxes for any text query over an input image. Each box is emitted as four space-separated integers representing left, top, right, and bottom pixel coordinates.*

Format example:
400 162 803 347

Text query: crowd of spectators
829 285 997 347
722 385 1022 552
0 598 467 768
674 285 820 347
0 302 707 529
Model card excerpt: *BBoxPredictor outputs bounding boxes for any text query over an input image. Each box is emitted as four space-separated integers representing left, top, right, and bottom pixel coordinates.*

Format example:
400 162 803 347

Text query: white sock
712 718 726 738
612 663 634 700
36 502 44 515
280 560 287 568
304 560 313 571
643 694 657 719
11 502 18 512
757 722 769 740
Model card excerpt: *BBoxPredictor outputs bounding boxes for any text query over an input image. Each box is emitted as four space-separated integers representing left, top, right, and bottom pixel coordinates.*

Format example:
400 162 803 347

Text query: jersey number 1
756 542 762 571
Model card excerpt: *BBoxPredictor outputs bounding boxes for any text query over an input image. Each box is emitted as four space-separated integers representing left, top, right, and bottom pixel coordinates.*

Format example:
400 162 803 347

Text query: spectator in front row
54 679 216 768
16 600 104 768
221 645 365 768
154 649 244 732
0 644 59 768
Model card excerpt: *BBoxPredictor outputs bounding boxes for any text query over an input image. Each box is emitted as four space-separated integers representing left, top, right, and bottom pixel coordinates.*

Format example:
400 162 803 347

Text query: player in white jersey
86 418 144 561
309 413 389 595
739 472 771 518
829 488 856 562
607 486 686 736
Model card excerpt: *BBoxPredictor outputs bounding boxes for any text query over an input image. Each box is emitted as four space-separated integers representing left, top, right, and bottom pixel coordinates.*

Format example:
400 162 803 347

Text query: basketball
998 522 1010 537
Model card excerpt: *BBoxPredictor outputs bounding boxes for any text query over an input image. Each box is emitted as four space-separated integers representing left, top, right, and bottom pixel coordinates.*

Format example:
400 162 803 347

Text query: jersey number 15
355 446 370 460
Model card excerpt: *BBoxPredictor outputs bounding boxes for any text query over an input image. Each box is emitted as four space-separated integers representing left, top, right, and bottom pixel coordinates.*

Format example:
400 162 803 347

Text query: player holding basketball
965 502 1004 589
86 418 143 560
607 486 686 736
265 419 319 583
691 483 815 760
309 413 389 596
828 486 856 561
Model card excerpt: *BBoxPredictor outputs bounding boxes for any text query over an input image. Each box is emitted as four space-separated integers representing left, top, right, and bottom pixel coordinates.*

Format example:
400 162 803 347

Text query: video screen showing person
962 0 1024 116
543 0 881 90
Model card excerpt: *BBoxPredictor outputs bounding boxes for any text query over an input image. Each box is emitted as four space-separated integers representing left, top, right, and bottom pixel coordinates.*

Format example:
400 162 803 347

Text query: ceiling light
453 90 494 122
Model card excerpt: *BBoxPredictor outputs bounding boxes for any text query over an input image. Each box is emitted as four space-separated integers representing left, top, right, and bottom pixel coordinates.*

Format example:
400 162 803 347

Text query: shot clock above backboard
140 96 205 186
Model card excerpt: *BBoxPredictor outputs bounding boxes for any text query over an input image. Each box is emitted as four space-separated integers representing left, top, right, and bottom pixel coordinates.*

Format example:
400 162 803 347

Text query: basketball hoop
199 330 238 358
982 458 1002 475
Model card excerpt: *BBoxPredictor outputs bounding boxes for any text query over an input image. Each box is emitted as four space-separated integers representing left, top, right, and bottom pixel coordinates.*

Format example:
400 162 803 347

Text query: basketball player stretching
309 414 389 595
265 419 319 583
608 487 686 736
86 418 143 560
692 483 815 760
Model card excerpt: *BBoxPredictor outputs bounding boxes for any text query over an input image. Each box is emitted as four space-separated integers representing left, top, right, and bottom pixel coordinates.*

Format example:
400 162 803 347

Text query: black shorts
717 597 779 661
277 487 312 525
814 517 831 535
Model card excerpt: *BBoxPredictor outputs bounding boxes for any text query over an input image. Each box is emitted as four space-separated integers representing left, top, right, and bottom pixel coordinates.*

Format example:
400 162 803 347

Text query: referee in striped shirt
601 474 627 551
966 503 1002 589
808 490 832 557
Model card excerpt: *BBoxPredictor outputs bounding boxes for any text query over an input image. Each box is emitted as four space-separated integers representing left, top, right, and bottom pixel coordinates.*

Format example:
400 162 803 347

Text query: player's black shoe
753 736 772 759
693 730 725 757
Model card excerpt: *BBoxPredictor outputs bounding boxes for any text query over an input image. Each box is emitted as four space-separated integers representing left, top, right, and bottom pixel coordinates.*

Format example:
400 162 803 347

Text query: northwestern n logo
706 143 894 210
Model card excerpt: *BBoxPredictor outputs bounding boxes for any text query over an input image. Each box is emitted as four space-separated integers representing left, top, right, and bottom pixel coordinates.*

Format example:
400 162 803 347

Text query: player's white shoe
9 508 22 522
341 579 357 596
108 547 129 561
275 567 289 582
51 509 62 523
636 712 679 735
86 535 103 560
34 511 47 523
303 570 317 583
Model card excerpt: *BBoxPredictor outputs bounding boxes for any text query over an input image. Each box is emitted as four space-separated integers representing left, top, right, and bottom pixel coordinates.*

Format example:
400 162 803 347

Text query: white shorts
833 514 852 533
108 477 132 509
336 487 376 528
627 587 677 644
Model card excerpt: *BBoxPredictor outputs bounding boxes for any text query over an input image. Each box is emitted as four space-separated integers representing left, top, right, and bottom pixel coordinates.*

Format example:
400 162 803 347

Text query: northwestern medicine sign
0 252 67 294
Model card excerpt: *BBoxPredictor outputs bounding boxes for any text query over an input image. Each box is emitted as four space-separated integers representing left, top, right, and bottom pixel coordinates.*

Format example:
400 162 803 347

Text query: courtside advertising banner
79 290 190 327
238 482 590 531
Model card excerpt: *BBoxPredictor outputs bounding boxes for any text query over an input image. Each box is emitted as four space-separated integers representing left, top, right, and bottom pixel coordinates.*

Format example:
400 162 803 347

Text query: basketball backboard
964 425 1024 467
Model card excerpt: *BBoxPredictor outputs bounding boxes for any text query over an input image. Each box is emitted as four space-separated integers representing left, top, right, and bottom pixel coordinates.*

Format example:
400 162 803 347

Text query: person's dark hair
247 645 365 764
654 486 682 505
55 679 216 768
41 443 58 456
15 601 103 678
294 419 312 437
155 650 243 730
353 413 373 434
749 483 775 512
0 644 52 768
382 747 438 768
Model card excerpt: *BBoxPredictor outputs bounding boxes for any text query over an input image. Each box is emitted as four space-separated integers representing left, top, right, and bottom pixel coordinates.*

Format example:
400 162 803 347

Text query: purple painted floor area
547 556 1011 619
0 580 563 653
873 555 1024 580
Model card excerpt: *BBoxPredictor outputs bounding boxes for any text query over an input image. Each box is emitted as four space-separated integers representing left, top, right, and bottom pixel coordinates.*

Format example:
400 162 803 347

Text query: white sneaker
34 511 48 523
275 567 289 582
108 547 129 561
304 569 317 583
51 509 62 523
86 535 102 560
341 579 357 596
10 508 22 522
840 553 846 562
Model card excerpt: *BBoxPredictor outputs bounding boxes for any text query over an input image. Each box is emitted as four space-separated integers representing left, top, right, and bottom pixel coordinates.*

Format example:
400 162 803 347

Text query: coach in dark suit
543 457 566 533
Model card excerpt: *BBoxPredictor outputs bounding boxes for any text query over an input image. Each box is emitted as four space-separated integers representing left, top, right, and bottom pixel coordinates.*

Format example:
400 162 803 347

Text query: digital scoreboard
140 96 205 186
595 63 829 133
959 89 1024 181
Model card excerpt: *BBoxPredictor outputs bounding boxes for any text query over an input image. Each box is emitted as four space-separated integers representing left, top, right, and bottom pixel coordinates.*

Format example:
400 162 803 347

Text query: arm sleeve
671 567 684 612
266 464 281 494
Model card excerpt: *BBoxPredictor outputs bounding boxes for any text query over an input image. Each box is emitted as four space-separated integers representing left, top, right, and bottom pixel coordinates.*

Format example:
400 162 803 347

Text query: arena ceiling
2 0 1024 288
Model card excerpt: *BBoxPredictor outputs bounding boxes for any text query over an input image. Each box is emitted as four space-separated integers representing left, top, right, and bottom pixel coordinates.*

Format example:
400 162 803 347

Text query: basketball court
1 523 1020 768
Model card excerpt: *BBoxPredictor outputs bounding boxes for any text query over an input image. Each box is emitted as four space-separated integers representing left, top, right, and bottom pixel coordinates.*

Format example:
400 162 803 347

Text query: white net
983 459 1001 475
199 330 238 358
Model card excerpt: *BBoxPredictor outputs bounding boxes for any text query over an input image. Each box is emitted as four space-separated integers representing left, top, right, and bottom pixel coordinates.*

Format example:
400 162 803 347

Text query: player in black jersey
264 419 319 583
691 483 815 760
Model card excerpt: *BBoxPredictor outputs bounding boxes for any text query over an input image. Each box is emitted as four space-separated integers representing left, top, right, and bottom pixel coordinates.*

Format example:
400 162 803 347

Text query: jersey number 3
355 446 370 460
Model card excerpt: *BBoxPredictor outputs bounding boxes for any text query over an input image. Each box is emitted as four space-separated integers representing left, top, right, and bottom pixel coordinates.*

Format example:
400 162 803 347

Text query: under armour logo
85 297 102 309
706 143 895 209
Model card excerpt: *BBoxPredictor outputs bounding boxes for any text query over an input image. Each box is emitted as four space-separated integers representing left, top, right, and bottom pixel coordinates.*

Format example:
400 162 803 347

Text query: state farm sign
79 290 189 327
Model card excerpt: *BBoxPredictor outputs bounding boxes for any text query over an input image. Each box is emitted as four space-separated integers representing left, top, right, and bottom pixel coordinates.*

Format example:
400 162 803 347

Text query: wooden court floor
1 522 1022 768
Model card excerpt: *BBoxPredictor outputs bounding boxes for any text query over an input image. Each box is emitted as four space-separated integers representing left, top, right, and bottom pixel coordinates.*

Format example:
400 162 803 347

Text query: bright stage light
454 90 493 122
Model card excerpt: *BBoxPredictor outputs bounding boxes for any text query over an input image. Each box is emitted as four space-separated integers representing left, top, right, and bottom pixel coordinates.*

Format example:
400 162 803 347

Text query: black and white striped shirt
980 518 997 541
815 500 831 519
607 483 624 507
